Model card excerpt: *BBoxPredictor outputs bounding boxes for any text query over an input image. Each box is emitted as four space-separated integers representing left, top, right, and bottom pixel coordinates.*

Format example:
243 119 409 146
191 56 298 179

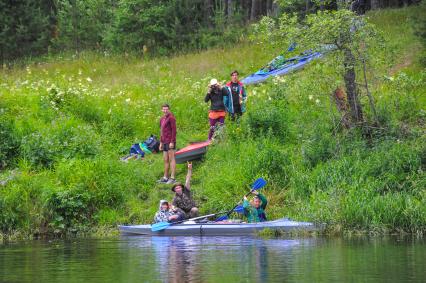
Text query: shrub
20 118 100 168
244 100 290 141
301 129 337 168
0 117 19 169
45 188 93 233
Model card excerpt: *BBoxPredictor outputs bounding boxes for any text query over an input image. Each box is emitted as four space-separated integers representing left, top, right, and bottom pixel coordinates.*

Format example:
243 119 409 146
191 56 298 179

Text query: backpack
143 135 160 153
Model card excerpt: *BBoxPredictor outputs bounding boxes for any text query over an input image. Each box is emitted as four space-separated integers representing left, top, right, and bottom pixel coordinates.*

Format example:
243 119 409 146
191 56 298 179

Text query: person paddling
223 70 247 121
243 190 267 223
153 200 185 223
205 78 227 140
171 162 199 219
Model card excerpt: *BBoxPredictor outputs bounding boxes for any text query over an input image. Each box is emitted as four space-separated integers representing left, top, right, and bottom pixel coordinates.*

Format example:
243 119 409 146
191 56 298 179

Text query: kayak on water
119 218 321 236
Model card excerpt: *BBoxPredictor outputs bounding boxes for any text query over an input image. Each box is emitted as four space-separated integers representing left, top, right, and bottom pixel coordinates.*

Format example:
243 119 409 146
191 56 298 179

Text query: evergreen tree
0 0 53 64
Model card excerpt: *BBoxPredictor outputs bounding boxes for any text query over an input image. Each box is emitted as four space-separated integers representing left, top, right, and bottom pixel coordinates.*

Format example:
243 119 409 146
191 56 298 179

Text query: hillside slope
0 7 424 238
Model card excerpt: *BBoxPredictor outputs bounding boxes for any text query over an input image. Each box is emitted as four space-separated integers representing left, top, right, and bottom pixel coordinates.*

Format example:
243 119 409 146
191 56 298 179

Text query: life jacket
224 81 246 114
226 81 244 105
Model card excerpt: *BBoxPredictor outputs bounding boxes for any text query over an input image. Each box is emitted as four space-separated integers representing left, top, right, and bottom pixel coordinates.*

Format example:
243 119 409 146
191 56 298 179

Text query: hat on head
210 78 218 86
171 182 184 192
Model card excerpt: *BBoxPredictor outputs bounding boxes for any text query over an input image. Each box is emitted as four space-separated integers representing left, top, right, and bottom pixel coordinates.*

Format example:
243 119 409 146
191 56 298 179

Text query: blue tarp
241 51 323 85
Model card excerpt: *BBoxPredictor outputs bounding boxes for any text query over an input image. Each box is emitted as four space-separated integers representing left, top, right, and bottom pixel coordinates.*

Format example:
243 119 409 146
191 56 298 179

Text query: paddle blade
151 222 170 232
215 215 228 222
287 43 297 52
251 178 267 191
234 205 244 214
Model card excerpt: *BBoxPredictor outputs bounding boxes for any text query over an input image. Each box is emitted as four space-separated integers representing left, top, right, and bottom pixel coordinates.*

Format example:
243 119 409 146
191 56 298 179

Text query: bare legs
163 149 176 179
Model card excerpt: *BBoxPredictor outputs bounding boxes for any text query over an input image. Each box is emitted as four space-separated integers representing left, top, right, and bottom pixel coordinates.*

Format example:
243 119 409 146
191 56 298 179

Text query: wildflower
315 99 320 104
125 98 131 103
308 95 314 100
86 77 92 82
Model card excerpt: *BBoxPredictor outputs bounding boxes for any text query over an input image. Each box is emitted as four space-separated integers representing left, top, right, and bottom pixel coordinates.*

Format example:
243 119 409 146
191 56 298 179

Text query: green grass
0 6 425 238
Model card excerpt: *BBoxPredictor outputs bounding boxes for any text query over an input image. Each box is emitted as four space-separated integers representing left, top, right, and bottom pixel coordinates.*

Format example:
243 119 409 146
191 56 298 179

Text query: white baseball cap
210 78 218 85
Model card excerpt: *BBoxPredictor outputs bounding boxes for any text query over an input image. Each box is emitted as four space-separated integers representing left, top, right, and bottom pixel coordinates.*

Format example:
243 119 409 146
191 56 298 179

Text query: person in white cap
153 200 184 223
204 78 227 140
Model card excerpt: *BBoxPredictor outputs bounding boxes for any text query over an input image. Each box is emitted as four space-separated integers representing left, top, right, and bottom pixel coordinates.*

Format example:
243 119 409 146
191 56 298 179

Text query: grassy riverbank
0 7 425 240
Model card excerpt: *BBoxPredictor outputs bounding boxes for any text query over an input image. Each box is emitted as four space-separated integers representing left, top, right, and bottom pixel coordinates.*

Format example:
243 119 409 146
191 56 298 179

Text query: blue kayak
241 52 323 85
119 218 321 236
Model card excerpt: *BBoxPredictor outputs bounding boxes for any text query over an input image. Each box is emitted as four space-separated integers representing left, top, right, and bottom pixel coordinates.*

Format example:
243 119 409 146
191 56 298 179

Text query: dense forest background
0 0 421 64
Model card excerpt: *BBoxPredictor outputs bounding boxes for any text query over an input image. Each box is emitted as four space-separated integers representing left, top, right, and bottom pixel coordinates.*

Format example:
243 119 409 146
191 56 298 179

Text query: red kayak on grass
175 140 211 164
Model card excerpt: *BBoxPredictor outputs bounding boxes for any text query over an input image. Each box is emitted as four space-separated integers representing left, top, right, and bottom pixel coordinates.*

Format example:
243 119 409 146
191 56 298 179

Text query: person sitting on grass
243 191 267 223
171 162 199 219
154 200 185 223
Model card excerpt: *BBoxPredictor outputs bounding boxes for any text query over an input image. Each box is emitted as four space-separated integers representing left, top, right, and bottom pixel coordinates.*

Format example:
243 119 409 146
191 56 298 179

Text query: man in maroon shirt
158 104 177 184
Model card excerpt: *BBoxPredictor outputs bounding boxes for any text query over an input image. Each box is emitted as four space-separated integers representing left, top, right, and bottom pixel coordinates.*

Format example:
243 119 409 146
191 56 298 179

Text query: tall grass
0 6 425 238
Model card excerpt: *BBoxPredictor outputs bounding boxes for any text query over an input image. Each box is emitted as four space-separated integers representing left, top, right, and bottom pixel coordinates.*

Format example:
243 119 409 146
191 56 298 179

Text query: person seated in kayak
171 162 199 219
154 200 185 223
243 191 267 223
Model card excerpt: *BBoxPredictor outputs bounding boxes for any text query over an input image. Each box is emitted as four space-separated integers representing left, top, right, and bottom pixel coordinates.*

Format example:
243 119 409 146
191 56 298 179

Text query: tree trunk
343 49 363 124
266 0 273 16
242 0 250 22
204 0 214 28
250 0 258 21
271 1 280 17
227 0 233 22
305 0 310 15
71 0 80 54
370 0 380 9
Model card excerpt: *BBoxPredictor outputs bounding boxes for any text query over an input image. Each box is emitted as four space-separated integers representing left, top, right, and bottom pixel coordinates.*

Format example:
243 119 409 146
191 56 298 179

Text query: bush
0 117 19 169
244 100 290 141
301 128 337 168
20 118 100 168
45 188 93 233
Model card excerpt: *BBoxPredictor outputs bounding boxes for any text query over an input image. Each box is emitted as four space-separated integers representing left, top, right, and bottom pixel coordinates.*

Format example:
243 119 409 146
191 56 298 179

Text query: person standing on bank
224 70 247 121
205 78 227 140
158 104 177 184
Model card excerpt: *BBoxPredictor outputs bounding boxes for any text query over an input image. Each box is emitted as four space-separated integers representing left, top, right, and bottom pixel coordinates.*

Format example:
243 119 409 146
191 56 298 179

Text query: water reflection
0 236 425 282
124 236 317 282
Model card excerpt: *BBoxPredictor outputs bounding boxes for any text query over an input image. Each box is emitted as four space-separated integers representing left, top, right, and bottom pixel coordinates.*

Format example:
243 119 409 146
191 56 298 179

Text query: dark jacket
172 187 196 213
159 113 176 144
205 86 226 111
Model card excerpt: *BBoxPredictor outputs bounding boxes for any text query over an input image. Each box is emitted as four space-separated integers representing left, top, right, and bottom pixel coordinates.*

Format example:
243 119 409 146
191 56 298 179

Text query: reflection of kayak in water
119 218 321 236
241 52 323 85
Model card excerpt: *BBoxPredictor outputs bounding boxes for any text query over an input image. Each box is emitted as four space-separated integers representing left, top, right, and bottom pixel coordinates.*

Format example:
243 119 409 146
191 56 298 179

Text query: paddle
215 177 267 222
151 208 241 232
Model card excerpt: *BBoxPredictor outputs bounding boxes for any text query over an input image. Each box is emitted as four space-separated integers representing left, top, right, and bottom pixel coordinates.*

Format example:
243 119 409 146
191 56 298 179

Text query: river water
0 236 424 282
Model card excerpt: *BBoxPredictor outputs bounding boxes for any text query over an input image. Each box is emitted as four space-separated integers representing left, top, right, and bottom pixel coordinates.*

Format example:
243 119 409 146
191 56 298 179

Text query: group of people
154 70 267 224
154 162 268 224
157 70 247 185
154 162 198 223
